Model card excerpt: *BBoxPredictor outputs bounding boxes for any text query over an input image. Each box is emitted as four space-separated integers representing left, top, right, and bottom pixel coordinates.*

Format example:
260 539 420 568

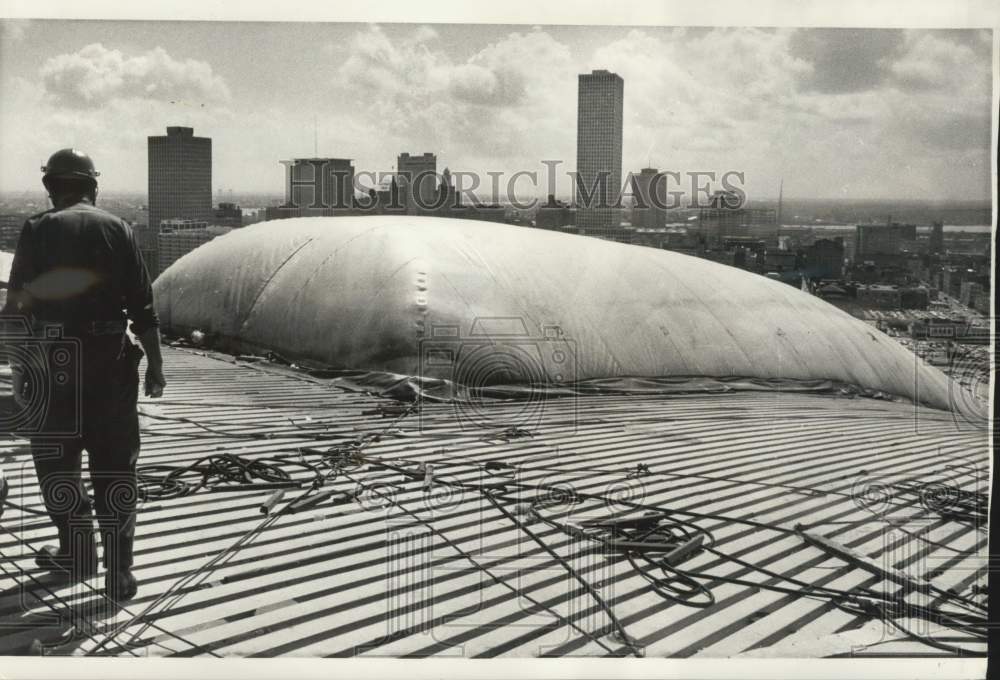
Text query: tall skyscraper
397 152 438 212
147 126 213 236
576 69 624 240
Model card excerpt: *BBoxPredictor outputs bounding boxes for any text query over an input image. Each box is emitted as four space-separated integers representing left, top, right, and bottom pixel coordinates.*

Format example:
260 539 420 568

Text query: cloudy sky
0 19 994 201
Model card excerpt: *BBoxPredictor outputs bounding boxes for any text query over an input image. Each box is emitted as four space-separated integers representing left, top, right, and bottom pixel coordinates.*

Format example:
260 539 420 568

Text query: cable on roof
137 453 320 500
482 488 644 657
127 444 989 627
367 459 986 653
11 400 980 656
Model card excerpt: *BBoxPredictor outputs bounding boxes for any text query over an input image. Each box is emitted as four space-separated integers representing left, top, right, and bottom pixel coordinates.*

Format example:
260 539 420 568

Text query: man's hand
136 326 165 398
144 363 166 398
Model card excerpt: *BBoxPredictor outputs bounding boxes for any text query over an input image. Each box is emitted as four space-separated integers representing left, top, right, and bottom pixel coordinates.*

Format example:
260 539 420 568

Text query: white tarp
153 215 968 414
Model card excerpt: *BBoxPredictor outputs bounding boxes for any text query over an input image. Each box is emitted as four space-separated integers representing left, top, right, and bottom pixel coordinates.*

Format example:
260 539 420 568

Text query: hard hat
40 148 100 182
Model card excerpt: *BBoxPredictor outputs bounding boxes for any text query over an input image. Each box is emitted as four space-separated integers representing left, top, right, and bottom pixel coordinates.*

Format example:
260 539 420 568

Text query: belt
33 320 126 337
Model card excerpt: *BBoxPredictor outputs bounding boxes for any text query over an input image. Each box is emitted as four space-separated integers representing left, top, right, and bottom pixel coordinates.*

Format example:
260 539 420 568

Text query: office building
158 225 232 274
397 152 438 212
929 221 944 255
214 202 243 228
0 214 26 250
264 158 355 221
698 191 777 247
763 250 797 273
281 158 354 211
461 204 507 223
135 219 209 278
367 173 407 215
160 219 209 232
855 284 929 310
437 167 457 211
147 126 213 249
576 69 624 239
855 223 918 257
960 280 983 308
535 195 572 230
804 237 845 279
630 168 668 229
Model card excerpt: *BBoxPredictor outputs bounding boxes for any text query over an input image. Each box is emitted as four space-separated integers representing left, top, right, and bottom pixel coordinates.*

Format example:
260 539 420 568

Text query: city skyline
0 21 994 202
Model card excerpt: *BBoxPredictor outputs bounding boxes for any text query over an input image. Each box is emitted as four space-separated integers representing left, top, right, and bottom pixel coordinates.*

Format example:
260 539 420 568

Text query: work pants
28 333 142 572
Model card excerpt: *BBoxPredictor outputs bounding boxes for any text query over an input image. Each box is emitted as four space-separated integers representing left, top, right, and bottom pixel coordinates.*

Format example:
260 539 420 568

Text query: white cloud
39 43 231 109
333 25 578 182
0 19 31 43
0 25 991 201
890 30 992 93
588 28 817 193
411 25 439 44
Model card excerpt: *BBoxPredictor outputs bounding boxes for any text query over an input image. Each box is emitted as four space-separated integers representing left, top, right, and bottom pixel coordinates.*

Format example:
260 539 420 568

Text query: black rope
137 453 318 500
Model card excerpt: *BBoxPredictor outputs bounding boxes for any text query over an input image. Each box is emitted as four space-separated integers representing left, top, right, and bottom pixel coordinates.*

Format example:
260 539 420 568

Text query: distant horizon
3 189 995 202
0 188 995 207
0 188 995 210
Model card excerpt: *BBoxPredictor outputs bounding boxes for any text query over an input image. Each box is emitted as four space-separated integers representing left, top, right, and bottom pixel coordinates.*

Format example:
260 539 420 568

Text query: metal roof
0 346 989 658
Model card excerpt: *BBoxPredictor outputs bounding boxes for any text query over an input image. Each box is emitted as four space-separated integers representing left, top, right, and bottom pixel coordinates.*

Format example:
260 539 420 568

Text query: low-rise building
0 214 27 250
535 195 572 230
909 317 990 343
158 225 232 274
803 237 845 279
856 285 930 310
214 202 243 228
764 250 797 272
856 284 902 309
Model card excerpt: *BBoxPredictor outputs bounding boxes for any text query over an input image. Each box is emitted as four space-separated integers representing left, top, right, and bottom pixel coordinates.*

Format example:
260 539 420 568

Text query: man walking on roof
1 148 166 603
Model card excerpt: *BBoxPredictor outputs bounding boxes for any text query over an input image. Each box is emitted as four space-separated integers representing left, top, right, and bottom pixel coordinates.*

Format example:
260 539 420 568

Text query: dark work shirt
3 201 159 334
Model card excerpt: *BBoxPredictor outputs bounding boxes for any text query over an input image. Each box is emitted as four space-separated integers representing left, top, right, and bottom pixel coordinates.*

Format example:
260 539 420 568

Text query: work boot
34 544 99 581
104 569 138 603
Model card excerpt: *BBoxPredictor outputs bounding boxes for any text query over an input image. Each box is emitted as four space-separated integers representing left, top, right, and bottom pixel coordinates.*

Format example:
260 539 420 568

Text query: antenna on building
777 177 783 226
